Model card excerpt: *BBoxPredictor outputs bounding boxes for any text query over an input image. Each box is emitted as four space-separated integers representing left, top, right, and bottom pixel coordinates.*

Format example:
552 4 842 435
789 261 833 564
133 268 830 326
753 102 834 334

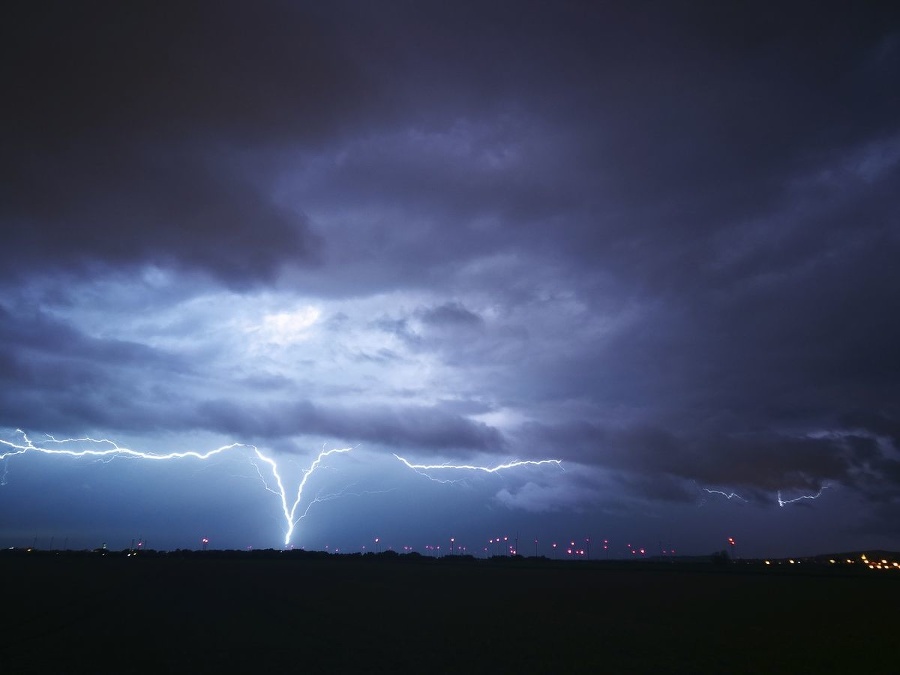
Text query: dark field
3 552 898 673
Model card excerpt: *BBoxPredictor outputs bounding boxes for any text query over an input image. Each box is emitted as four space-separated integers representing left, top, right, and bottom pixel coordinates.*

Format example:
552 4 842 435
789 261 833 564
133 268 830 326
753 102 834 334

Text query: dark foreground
3 552 898 674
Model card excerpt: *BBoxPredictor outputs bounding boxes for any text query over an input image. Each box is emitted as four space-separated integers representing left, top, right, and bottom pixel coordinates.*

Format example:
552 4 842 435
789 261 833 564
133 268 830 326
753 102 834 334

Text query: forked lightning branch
1 429 564 547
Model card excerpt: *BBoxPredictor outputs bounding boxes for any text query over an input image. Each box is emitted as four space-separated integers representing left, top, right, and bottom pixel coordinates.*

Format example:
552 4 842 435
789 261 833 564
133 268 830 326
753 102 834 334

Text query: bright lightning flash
393 454 562 483
701 487 748 503
0 429 352 547
777 485 829 507
698 483 830 507
252 446 352 545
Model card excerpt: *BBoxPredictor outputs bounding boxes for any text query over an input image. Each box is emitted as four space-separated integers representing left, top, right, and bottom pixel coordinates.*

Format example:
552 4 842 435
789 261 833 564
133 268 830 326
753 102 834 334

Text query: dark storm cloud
5 147 318 284
4 1 900 552
277 2 900 348
417 302 483 329
5 2 898 293
519 418 900 504
1 1 369 285
366 303 487 364
194 398 504 452
842 410 900 451
0 303 190 431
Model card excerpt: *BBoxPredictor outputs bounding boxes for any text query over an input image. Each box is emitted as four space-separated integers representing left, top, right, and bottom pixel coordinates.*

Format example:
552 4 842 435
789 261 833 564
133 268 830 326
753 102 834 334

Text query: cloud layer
2 2 899 555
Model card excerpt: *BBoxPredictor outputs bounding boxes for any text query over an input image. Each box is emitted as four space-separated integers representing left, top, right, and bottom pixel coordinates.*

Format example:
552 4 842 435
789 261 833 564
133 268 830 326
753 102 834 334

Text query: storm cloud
2 1 899 555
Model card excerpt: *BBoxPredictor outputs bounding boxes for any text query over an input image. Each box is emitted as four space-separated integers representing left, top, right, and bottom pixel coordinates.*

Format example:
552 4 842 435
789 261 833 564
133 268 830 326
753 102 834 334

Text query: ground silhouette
3 549 897 673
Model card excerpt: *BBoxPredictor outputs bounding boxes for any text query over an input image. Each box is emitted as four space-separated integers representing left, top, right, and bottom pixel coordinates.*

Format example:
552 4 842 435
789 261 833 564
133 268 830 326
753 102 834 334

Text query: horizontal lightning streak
702 487 748 502
1 429 352 547
1 430 245 462
777 486 829 507
696 481 831 508
393 454 562 483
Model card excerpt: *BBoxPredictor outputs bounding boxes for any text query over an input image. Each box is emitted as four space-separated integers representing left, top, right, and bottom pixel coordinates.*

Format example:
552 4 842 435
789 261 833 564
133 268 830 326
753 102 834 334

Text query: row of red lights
195 535 726 557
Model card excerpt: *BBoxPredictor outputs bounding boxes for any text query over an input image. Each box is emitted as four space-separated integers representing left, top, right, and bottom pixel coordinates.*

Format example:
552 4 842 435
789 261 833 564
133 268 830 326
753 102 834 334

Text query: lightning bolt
1 429 352 547
697 483 831 508
699 486 748 504
777 485 829 507
251 445 353 545
1 430 246 462
393 454 562 483
295 484 398 522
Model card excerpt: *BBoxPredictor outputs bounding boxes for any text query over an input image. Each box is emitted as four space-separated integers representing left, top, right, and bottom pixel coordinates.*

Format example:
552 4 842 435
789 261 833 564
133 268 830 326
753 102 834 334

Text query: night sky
2 1 899 558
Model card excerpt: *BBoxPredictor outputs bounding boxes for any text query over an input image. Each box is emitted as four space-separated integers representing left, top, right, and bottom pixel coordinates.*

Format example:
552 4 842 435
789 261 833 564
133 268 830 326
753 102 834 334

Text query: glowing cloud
248 306 321 345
